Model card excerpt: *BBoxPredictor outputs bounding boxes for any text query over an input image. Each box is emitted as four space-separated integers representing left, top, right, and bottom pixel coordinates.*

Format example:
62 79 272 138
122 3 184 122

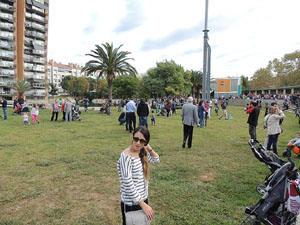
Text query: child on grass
31 103 40 124
215 105 219 116
22 112 29 126
151 110 156 126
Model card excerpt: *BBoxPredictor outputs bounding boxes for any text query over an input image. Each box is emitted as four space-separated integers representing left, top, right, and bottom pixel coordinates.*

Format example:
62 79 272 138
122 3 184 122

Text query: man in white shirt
126 99 136 133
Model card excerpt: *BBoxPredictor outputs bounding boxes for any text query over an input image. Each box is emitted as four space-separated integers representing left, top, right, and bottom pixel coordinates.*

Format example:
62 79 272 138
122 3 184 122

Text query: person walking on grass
181 96 198 148
126 99 136 133
23 112 29 126
1 97 7 120
219 99 228 120
118 127 159 225
51 99 59 121
83 98 89 112
61 99 66 121
151 110 156 126
31 104 40 125
204 101 210 126
264 106 285 155
215 105 219 116
198 100 205 128
64 99 72 122
246 101 260 142
137 98 149 128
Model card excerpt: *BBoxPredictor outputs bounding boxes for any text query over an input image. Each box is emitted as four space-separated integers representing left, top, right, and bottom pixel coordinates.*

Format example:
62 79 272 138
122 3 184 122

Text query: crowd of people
2 93 300 224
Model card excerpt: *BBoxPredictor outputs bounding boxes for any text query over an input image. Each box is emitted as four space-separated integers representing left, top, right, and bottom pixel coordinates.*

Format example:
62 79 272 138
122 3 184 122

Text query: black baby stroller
242 140 300 225
72 105 81 121
248 140 287 174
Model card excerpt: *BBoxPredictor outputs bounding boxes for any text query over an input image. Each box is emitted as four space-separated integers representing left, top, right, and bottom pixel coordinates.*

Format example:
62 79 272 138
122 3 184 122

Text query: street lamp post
202 0 211 100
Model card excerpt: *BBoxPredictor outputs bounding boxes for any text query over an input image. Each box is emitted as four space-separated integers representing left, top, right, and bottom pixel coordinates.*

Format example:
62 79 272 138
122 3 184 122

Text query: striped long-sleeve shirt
117 150 160 206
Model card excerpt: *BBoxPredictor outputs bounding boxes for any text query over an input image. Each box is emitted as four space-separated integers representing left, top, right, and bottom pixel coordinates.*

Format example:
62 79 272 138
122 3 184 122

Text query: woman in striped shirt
118 126 160 225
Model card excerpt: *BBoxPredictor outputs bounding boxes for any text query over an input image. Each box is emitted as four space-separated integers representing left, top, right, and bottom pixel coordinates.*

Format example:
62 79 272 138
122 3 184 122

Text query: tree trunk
108 78 113 101
196 87 200 101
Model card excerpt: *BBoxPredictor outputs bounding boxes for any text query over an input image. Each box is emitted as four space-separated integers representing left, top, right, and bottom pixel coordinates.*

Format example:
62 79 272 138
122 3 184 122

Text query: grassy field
0 105 299 225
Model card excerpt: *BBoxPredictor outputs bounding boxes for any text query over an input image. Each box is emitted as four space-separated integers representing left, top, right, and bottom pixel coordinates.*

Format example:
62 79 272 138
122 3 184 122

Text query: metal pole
202 0 210 100
202 34 207 100
207 42 211 100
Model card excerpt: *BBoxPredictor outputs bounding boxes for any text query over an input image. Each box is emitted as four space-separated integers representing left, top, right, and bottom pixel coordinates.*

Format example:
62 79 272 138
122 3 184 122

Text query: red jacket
246 106 254 114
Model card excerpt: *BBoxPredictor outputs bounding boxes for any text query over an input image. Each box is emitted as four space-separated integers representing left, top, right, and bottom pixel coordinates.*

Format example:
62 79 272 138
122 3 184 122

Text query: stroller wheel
282 149 291 157
256 184 267 196
242 215 261 225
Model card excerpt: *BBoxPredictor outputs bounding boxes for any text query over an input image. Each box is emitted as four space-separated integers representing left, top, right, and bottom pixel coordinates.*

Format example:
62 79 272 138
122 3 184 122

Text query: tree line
60 59 203 100
249 50 300 89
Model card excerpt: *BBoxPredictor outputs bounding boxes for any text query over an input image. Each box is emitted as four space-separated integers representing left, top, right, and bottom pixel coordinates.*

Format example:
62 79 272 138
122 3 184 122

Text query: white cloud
48 0 300 79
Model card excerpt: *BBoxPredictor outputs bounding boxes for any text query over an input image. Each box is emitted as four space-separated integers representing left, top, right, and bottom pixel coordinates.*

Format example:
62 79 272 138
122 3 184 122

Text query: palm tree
12 79 31 98
82 42 137 101
190 70 202 101
48 83 58 96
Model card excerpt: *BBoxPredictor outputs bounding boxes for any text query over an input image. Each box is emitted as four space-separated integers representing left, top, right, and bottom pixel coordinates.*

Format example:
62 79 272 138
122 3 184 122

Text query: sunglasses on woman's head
133 136 147 145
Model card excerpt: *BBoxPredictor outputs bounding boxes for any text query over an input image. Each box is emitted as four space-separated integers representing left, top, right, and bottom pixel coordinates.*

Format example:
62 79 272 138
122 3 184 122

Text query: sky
47 0 300 79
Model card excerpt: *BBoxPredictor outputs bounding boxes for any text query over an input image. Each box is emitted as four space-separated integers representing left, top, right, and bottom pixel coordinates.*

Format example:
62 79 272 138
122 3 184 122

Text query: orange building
211 77 242 98
0 0 49 101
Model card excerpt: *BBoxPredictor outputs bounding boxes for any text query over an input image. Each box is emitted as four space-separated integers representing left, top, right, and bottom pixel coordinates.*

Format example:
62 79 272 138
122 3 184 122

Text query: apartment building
0 0 49 101
47 60 83 94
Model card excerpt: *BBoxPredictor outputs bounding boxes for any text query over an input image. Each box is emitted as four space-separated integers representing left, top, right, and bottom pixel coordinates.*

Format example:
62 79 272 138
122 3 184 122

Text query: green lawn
0 106 299 225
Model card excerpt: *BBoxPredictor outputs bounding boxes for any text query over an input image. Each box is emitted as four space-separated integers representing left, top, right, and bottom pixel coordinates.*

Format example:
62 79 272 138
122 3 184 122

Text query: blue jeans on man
3 107 7 120
139 116 148 128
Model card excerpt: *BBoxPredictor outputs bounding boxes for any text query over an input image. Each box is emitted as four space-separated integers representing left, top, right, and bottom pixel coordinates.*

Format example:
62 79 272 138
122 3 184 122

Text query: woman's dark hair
199 100 204 106
133 126 150 180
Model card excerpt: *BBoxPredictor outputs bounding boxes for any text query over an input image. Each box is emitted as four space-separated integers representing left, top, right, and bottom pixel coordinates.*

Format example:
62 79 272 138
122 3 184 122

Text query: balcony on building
0 12 14 22
0 21 14 32
0 31 14 40
0 81 14 87
0 60 14 68
0 2 15 12
0 89 12 96
0 40 14 50
0 68 14 77
0 50 14 60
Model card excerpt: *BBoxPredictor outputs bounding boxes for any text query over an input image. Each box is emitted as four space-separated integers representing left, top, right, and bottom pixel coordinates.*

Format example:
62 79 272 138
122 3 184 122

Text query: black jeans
128 112 136 132
249 125 257 141
183 124 194 148
121 199 148 225
267 133 279 155
51 112 58 121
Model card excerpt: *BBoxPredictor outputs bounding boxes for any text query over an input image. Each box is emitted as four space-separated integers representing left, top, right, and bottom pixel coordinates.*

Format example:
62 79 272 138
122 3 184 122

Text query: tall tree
113 75 139 99
250 49 300 88
250 68 274 89
48 83 58 96
141 60 188 97
240 75 249 95
82 42 137 100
